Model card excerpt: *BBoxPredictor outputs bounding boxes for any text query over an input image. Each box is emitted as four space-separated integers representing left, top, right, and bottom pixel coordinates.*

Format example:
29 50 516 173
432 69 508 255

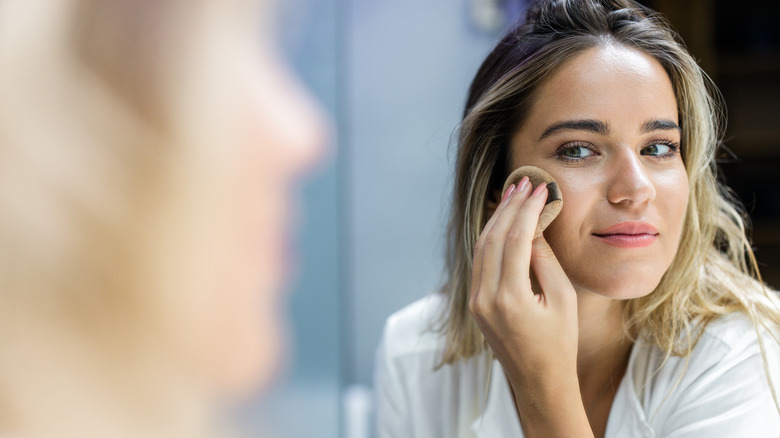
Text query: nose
262 54 330 178
606 149 656 207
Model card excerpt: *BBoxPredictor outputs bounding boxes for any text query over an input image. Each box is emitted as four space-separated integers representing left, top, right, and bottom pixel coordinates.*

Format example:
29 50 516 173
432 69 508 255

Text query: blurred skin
0 2 326 435
510 44 689 300
195 36 327 397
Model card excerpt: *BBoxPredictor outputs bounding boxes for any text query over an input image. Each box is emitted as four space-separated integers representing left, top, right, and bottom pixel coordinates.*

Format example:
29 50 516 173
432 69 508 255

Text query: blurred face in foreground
0 0 327 433
175 11 328 398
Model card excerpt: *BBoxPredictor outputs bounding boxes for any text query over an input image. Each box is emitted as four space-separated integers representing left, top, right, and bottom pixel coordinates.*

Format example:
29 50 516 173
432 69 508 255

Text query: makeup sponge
502 166 563 236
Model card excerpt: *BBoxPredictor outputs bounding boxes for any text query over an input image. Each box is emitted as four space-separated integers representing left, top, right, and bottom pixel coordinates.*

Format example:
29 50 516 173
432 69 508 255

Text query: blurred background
249 0 780 437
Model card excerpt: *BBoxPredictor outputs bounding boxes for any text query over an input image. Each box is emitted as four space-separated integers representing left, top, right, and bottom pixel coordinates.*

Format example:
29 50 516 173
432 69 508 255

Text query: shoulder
689 312 778 370
374 294 491 438
629 312 780 435
377 293 490 394
695 311 780 380
380 293 449 361
641 312 778 386
699 311 765 348
630 311 778 399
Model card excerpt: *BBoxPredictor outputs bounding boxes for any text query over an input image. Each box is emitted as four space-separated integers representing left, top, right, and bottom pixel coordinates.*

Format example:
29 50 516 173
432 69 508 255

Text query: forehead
522 44 678 134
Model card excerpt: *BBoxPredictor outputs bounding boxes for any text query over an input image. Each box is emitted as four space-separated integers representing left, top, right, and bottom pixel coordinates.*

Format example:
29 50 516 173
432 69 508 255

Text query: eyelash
553 139 681 163
553 142 597 163
647 139 681 160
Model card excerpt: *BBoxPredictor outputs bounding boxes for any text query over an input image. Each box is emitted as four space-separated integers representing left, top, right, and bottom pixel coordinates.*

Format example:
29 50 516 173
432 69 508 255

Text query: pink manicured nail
502 184 516 202
532 182 548 197
517 176 530 193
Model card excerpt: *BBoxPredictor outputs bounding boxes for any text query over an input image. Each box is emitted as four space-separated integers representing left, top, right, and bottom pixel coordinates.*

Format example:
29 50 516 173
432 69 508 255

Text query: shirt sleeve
374 321 413 438
659 330 780 438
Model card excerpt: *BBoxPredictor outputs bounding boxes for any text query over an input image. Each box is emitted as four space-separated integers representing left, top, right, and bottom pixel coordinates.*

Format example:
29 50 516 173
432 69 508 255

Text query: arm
469 180 593 438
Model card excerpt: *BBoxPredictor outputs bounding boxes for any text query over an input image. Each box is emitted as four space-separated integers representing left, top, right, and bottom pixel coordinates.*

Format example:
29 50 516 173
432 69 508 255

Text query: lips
592 221 659 248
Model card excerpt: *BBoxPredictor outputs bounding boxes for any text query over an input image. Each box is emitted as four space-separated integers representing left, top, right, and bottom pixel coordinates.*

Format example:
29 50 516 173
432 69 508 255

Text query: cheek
542 172 599 255
657 168 690 229
656 167 690 256
541 173 605 296
204 271 285 398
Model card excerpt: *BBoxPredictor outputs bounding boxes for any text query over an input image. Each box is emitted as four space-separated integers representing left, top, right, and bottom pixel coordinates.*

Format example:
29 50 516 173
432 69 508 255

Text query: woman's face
509 44 688 299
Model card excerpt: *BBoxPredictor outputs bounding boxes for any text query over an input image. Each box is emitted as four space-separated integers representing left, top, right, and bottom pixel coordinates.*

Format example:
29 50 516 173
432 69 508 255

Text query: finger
530 235 575 306
471 179 527 294
480 182 519 249
471 182 516 295
477 178 534 292
499 183 549 294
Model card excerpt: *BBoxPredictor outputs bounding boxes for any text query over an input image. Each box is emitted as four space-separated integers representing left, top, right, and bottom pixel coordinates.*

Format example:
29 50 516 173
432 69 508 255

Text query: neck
575 289 632 397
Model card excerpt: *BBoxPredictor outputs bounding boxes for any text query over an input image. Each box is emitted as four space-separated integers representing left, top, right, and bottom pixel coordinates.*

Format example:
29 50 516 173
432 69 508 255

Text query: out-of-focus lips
592 222 659 248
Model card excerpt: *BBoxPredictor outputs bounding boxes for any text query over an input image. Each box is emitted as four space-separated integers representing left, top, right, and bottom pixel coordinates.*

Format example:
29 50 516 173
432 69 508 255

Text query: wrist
505 358 577 397
508 372 592 438
510 370 579 411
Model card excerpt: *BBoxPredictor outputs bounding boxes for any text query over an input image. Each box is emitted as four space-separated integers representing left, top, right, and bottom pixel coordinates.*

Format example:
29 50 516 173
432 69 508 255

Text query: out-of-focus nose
606 149 656 207
259 51 330 178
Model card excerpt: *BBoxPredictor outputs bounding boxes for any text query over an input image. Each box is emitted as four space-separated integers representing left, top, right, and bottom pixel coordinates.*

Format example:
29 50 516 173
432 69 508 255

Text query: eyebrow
538 119 609 141
640 118 681 134
537 118 681 141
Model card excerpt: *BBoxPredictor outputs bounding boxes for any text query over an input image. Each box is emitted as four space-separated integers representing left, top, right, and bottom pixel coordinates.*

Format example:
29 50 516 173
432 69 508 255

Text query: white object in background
343 385 374 438
470 0 506 33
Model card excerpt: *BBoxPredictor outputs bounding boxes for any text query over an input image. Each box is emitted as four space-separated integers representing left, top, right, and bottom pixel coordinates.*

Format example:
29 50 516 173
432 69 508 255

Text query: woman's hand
468 177 591 437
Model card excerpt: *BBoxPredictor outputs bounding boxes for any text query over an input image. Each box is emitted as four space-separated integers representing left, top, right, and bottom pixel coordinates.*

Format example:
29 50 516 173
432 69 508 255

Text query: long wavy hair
437 0 780 404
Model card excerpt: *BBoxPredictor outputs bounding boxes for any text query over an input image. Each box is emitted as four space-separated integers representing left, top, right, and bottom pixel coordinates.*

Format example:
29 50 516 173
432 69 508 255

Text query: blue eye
641 141 680 158
557 144 596 160
642 143 669 156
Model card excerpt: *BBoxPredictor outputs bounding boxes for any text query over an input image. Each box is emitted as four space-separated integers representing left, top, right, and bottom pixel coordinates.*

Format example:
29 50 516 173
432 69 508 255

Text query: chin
210 278 287 401
217 322 285 401
572 267 665 300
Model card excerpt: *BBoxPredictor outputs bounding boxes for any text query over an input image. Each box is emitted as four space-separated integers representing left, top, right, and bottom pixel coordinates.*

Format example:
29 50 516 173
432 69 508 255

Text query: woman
0 0 324 437
375 1 780 437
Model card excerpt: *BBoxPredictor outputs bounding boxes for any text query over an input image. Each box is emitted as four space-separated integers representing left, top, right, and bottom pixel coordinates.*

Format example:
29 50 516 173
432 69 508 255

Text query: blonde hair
438 0 780 398
0 0 261 435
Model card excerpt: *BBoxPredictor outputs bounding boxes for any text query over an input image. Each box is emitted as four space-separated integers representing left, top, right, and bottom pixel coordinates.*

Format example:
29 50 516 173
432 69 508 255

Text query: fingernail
532 182 548 197
502 184 516 202
517 176 530 193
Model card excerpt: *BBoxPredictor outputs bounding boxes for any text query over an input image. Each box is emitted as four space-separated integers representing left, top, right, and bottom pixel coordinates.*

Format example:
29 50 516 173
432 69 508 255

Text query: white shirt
374 294 780 438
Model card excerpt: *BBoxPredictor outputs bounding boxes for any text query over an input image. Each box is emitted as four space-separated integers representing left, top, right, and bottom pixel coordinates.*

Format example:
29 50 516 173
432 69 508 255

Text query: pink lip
592 221 659 248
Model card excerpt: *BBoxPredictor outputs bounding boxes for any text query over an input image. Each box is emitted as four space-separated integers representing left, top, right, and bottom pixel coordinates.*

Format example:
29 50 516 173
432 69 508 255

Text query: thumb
530 236 575 305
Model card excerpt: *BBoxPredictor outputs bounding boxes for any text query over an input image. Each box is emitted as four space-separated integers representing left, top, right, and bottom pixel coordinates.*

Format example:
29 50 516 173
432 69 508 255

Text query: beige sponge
502 166 563 236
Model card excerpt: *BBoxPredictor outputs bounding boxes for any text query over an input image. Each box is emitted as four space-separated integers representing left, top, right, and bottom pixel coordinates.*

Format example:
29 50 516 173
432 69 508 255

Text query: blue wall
346 0 501 386
254 1 523 436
